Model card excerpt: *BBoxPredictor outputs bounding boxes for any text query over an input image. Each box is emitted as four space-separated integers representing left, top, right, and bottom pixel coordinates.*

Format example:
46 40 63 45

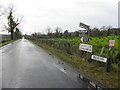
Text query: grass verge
30 39 119 88
0 40 15 47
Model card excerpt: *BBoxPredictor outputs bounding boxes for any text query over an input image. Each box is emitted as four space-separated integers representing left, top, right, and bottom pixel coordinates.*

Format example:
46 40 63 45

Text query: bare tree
54 27 62 38
5 5 20 40
46 26 52 34
0 5 5 17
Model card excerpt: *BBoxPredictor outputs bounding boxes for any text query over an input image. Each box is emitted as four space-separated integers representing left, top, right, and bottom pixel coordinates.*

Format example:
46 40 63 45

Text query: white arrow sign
91 55 107 63
79 44 92 52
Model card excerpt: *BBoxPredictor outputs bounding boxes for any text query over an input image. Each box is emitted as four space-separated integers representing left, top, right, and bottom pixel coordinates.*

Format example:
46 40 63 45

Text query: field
28 35 120 88
49 36 119 61
0 34 14 47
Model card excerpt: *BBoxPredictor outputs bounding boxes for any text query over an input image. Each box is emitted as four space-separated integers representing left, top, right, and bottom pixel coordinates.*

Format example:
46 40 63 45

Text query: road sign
79 22 90 29
91 55 107 63
83 37 89 42
79 22 91 41
79 44 92 52
109 40 115 47
79 30 88 34
80 37 89 42
81 37 84 42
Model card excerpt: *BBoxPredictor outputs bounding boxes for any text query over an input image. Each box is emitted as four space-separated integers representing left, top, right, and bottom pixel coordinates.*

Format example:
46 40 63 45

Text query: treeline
26 26 120 67
91 27 119 37
30 26 120 39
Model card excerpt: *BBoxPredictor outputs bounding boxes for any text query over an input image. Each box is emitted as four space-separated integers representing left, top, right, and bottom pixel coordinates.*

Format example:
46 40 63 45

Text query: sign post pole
91 55 108 71
96 46 104 67
106 40 115 72
88 53 92 63
106 48 111 72
87 26 91 63
79 22 91 62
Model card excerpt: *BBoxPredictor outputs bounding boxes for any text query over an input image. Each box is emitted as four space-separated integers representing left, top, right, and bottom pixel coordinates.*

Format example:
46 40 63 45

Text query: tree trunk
11 31 14 40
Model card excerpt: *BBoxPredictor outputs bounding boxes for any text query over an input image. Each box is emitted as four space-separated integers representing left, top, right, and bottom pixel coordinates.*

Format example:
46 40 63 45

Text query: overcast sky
0 0 119 34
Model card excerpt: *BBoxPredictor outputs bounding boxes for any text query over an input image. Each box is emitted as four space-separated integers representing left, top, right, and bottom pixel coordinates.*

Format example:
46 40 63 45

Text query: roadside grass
0 34 13 47
0 40 15 47
30 39 119 88
49 36 119 60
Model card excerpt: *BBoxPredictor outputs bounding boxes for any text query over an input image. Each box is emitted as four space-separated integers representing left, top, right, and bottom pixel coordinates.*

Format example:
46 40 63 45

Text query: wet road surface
1 39 88 88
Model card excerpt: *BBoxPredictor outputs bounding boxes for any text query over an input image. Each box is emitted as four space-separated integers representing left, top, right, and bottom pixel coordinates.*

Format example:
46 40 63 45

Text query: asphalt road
1 39 88 88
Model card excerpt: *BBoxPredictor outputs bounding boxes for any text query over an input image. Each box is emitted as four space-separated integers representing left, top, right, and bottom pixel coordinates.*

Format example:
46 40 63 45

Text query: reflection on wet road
1 39 88 88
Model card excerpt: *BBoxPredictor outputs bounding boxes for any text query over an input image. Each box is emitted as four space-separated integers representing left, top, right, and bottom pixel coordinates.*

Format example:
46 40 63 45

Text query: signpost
109 40 115 47
91 55 110 72
78 22 114 72
108 40 115 63
79 22 90 41
107 40 115 71
79 22 91 62
100 46 104 56
78 22 113 72
79 44 92 53
91 55 107 63
81 37 89 42
79 22 90 30
79 22 91 36
83 37 89 42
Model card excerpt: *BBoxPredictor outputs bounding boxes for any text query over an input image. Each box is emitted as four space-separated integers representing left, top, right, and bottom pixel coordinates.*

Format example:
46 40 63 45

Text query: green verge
0 40 15 47
30 39 119 88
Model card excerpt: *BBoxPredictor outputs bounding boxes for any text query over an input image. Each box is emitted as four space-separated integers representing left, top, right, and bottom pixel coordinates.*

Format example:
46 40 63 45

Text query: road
1 39 88 88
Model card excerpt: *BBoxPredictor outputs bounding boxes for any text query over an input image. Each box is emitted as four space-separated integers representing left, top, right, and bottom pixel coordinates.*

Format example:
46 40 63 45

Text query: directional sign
80 37 89 42
109 40 115 47
79 22 90 29
81 37 84 42
83 37 89 42
79 30 88 34
79 22 91 41
79 44 92 52
91 55 107 63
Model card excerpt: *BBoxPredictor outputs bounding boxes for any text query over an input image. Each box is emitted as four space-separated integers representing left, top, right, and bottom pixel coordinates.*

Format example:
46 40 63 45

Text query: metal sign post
100 47 104 56
79 22 91 62
106 40 115 72
91 55 110 72
96 46 105 67
79 43 92 62
106 47 111 72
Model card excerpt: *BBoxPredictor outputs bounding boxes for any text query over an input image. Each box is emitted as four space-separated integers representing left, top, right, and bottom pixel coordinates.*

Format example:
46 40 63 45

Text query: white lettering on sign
79 44 92 52
91 55 107 63
109 40 115 47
